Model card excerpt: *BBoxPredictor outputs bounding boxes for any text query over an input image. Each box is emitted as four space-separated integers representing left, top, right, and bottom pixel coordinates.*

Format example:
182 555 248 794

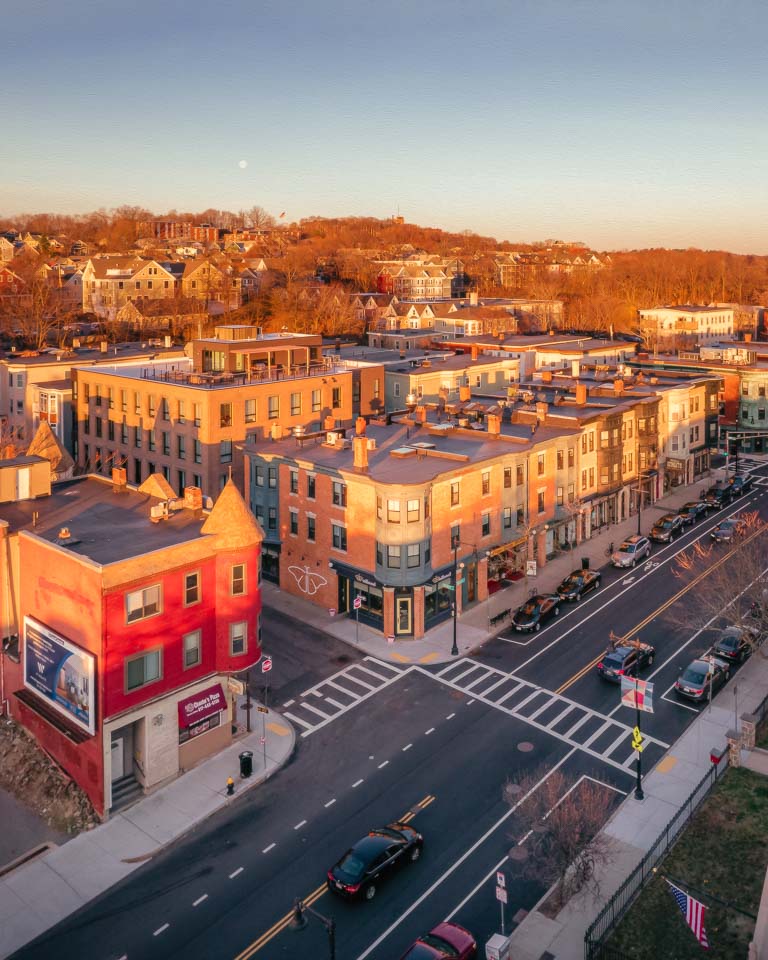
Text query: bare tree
505 768 616 912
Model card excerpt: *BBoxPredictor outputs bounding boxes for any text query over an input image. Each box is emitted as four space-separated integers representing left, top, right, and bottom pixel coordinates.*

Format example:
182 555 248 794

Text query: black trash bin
239 750 254 779
581 557 590 570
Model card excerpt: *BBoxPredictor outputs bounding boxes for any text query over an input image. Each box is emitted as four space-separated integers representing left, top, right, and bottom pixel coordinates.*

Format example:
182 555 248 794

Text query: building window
185 571 200 605
268 506 277 530
376 495 382 519
312 389 321 412
289 469 298 494
557 450 564 470
192 439 201 464
178 400 186 424
482 512 491 537
537 454 545 476
450 481 460 506
232 563 246 595
255 466 264 486
120 423 128 444
537 491 545 513
230 622 247 656
148 395 156 417
504 467 512 488
95 418 103 438
126 584 162 623
568 448 575 467
332 523 347 551
307 515 316 541
219 402 232 428
125 648 162 691
503 506 512 529
161 398 170 421
162 431 170 455
407 543 420 568
177 435 186 459
183 630 201 669
307 474 316 499
557 486 564 505
387 499 400 523
268 467 277 488
120 389 127 413
148 429 156 452
268 396 279 419
332 481 347 507
450 524 460 548
245 398 256 423
516 465 524 485
289 509 298 535
332 387 341 408
516 507 525 526
220 440 233 463
193 403 202 427
482 471 490 496
407 498 419 522
387 544 401 568
291 392 301 416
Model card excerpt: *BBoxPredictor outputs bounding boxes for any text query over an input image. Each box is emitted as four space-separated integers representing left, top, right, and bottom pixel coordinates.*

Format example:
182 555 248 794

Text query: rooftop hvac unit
366 438 377 450
326 431 341 444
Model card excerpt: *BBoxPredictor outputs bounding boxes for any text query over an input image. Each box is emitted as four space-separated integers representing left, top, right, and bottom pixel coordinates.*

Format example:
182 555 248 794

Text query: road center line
193 894 208 907
402 743 412 751
294 820 307 830
425 727 435 735
352 778 364 787
262 843 276 853
229 867 244 879
324 798 336 808
153 924 169 936
378 760 389 769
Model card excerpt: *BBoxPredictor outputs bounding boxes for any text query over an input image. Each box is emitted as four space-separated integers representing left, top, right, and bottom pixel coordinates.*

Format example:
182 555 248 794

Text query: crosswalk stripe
326 679 362 699
339 673 376 691
283 711 313 730
464 670 495 691
482 675 513 696
301 702 331 720
604 730 631 758
450 664 484 684
512 688 546 712
355 663 394 682
528 696 560 721
494 682 526 705
582 720 613 749
562 712 593 739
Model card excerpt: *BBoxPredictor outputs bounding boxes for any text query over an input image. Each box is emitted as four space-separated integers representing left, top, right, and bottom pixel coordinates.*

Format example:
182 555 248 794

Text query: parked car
730 474 755 496
713 625 759 663
650 513 684 543
702 484 733 510
512 594 561 632
556 568 601 602
399 922 477 959
327 823 423 901
677 501 708 526
611 536 652 568
597 641 656 682
710 517 746 544
674 656 731 702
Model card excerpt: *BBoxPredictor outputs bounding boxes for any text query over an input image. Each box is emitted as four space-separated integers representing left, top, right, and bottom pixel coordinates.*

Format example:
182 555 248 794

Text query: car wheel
554 606 560 617
364 884 376 901
648 654 654 665
534 622 541 633
594 578 601 590
631 559 636 568
409 845 421 863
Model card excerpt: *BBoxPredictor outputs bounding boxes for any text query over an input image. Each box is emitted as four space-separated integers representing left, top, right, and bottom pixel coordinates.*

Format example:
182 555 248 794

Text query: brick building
0 469 263 818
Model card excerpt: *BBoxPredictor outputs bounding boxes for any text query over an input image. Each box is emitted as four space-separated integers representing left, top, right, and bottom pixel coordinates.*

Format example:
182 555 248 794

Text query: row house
0 266 24 298
376 263 454 300
0 466 263 818
72 326 385 501
638 305 735 351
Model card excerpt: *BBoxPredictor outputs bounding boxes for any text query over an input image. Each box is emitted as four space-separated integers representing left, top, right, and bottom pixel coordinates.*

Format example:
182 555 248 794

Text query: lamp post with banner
619 650 654 801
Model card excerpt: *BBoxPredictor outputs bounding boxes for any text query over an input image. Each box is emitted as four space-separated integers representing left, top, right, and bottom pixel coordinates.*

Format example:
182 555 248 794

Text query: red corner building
0 466 263 818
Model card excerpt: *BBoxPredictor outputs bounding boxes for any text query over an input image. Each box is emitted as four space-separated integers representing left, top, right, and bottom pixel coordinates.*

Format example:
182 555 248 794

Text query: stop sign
261 657 273 673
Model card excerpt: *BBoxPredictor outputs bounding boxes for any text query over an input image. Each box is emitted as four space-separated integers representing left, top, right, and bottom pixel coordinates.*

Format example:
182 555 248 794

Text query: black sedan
713 626 758 664
650 513 684 543
731 474 755 496
327 823 423 901
512 594 561 632
710 517 746 543
556 568 601 602
678 501 708 526
597 642 655 682
675 657 730 702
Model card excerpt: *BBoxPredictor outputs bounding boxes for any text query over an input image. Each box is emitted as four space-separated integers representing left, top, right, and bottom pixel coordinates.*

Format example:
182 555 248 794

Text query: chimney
536 401 548 419
542 370 552 383
576 383 588 405
614 379 625 395
353 435 368 472
745 333 753 343
459 385 471 402
487 413 501 436
100 340 108 353
111 466 127 492
471 345 479 361
469 291 478 306
355 416 367 435
184 485 203 518
164 335 172 348
270 422 281 441
324 415 336 431
571 359 580 378
399 349 406 360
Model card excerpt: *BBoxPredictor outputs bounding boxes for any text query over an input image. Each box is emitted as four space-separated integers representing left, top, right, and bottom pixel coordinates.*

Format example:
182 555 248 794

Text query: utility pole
290 899 336 960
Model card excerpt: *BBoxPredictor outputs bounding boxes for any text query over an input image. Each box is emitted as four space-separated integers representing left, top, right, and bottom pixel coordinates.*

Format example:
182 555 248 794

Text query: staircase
110 774 143 813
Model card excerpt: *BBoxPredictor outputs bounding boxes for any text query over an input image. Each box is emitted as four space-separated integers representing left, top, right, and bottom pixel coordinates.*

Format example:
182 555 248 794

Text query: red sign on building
178 684 227 728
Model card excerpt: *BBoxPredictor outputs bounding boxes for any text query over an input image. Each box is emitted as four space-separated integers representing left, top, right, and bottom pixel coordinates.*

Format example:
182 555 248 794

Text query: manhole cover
509 845 528 861
517 741 535 753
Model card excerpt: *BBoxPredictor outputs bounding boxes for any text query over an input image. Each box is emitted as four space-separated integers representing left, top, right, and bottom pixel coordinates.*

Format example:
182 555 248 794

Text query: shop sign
178 683 226 729
23 616 96 736
354 573 378 588
430 570 453 585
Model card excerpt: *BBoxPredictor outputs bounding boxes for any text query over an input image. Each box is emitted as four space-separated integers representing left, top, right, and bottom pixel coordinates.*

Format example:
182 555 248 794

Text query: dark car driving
702 484 733 510
399 922 478 959
678 501 708 526
731 474 755 496
327 823 423 901
597 642 656 682
512 594 561 632
675 656 730 702
650 513 684 543
710 516 746 543
713 625 758 663
556 568 601 602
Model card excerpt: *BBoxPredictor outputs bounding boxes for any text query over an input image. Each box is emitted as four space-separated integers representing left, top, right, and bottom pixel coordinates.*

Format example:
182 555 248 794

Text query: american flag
666 879 709 949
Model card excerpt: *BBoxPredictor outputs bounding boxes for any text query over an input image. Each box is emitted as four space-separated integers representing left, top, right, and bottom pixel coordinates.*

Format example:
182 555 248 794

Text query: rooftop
1 342 185 367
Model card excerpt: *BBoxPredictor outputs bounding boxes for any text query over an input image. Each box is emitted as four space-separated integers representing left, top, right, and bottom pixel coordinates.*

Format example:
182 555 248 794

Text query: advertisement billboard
23 617 96 735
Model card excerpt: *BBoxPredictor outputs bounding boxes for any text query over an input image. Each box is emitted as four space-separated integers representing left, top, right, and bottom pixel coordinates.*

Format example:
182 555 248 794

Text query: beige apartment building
73 326 384 498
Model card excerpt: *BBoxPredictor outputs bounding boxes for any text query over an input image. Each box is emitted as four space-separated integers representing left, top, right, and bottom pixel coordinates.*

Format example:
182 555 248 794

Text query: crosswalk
282 657 404 738
424 659 669 774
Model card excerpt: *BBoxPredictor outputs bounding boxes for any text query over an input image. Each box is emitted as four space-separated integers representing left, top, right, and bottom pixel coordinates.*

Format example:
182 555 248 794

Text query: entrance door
395 597 412 636
16 468 30 501
110 737 125 781
338 577 349 615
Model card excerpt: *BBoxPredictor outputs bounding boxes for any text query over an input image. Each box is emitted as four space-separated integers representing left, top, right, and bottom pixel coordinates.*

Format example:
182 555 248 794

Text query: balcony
139 357 349 389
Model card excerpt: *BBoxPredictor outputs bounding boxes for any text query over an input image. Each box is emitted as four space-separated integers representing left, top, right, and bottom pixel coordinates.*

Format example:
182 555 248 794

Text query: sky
3 0 768 253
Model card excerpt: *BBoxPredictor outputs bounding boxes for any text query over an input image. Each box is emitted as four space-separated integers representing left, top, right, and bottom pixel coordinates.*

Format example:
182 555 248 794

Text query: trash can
581 557 590 570
239 750 253 779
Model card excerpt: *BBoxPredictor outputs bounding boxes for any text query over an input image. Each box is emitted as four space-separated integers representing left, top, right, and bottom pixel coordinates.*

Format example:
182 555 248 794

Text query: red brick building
0 470 263 817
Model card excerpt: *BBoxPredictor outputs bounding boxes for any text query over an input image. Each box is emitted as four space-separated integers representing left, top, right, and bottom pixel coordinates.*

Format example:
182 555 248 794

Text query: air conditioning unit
326 431 341 444
366 438 377 450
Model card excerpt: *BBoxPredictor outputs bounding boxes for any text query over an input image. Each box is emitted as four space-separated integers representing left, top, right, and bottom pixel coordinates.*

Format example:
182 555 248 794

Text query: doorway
395 596 412 636
110 738 125 781
337 577 349 615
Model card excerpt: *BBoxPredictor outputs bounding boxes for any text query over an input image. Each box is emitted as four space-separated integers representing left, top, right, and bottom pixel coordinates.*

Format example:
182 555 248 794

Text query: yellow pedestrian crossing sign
631 727 644 752
633 725 641 739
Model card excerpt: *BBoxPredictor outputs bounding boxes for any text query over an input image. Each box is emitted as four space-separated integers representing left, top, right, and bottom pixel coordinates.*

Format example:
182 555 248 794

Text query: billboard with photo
23 617 96 735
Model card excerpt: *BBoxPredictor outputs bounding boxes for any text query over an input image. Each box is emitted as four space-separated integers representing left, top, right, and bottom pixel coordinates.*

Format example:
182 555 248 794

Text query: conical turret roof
201 478 264 549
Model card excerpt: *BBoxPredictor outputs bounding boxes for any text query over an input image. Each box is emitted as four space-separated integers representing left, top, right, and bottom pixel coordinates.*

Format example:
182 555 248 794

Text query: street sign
495 885 508 904
526 560 537 577
227 678 245 696
632 735 644 752
620 676 654 713
261 657 273 674
256 705 269 714
353 596 362 609
496 871 506 888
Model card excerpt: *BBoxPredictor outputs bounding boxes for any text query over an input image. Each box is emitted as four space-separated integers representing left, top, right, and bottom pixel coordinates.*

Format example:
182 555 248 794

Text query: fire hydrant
226 776 235 796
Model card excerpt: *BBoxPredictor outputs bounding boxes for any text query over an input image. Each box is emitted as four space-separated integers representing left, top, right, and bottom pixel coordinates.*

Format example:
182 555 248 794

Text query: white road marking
494 682 525 704
352 779 364 788
355 663 395 682
425 727 435 735
294 820 307 830
262 843 276 853
282 699 295 708
446 713 455 720
378 760 389 769
325 697 346 709
153 924 169 936
324 799 336 808
283 711 312 730
466 699 475 705
193 894 208 907
312 690 324 697
562 712 592 739
464 670 495 690
449 664 483 684
363 656 403 675
481 675 512 695
326 679 362 698
301 702 331 720
229 867 244 879
299 669 405 738
436 658 472 677
604 729 632 757
340 673 376 691
582 720 612 749
402 743 412 751
511 687 545 712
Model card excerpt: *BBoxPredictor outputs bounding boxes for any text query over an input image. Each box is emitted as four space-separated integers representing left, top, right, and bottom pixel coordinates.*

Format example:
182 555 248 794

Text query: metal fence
752 687 768 728
584 754 730 960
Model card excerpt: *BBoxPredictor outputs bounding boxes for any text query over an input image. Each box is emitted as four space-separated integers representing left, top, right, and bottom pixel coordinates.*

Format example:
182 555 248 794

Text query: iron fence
584 754 730 960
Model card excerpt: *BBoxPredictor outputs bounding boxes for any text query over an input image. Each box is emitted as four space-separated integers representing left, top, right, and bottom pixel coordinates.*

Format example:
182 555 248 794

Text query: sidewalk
0 706 294 960
260 470 724 664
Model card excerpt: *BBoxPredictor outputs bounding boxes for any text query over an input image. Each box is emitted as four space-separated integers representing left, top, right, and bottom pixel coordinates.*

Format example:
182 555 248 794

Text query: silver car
611 535 652 568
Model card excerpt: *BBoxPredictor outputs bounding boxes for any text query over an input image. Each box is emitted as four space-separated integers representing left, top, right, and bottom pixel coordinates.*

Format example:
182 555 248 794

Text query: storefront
261 543 281 584
329 560 385 631
665 457 687 488
423 570 453 628
486 537 527 593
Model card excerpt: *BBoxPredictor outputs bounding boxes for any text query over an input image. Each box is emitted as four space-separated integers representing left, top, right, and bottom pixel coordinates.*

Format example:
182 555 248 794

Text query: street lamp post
290 899 336 960
451 542 460 656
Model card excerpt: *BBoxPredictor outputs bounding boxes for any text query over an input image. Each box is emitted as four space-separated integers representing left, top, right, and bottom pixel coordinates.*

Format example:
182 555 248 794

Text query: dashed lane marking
352 779 364 788
262 843 276 853
193 894 208 907
153 924 169 936
378 760 389 769
229 867 244 879
425 727 435 735
324 799 336 808
282 699 295 708
403 743 412 751
293 820 307 830
446 713 455 719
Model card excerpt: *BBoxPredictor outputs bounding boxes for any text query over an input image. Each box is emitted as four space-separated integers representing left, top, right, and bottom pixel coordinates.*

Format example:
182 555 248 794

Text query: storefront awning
488 536 527 558
178 684 226 729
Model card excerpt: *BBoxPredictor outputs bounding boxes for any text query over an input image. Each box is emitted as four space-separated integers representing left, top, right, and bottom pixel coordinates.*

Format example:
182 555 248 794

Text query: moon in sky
238 159 248 169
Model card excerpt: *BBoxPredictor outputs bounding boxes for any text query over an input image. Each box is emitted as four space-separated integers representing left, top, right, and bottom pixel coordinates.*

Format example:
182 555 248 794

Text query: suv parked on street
677 501 708 526
702 484 733 510
650 513 683 543
611 536 652 568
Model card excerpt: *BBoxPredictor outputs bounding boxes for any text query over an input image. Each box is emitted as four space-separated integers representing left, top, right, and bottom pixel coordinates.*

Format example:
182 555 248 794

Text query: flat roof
0 476 205 565
1 343 185 367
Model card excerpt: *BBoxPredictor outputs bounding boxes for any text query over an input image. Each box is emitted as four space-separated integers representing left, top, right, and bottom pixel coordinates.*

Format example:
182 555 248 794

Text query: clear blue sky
4 0 768 253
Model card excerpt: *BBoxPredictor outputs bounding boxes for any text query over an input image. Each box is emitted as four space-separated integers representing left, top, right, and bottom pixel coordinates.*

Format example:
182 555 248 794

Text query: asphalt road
12 466 768 960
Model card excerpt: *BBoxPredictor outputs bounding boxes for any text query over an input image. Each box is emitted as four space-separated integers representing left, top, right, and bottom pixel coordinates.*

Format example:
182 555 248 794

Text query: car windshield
521 601 539 615
618 542 635 553
660 520 673 529
419 935 459 956
338 851 366 877
602 652 624 668
681 665 708 685
563 574 582 588
718 635 738 650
